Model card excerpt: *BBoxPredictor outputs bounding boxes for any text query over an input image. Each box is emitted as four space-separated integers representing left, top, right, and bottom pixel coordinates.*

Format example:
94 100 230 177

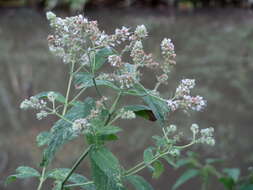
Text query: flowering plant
6 12 215 190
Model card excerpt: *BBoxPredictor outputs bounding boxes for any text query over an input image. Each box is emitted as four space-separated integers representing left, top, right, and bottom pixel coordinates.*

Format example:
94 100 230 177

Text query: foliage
6 12 215 190
173 151 253 190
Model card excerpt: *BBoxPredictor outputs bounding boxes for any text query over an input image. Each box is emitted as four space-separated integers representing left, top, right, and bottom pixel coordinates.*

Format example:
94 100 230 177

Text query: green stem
125 138 197 176
105 92 122 125
61 145 92 190
46 107 73 124
106 114 121 126
64 181 94 188
62 61 75 115
92 77 103 98
37 166 46 190
109 92 122 114
69 87 87 105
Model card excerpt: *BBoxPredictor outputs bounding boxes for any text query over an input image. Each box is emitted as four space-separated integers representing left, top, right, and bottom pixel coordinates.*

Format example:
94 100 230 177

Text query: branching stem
37 166 46 190
60 145 93 190
62 61 75 115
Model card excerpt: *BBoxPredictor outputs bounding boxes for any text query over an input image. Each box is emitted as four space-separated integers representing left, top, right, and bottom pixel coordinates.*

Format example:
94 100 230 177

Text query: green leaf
128 83 169 126
142 93 168 127
205 158 224 165
223 168 241 182
96 125 122 135
162 155 177 168
143 147 154 165
6 166 40 185
36 131 51 147
90 146 124 190
123 105 156 121
152 160 164 179
176 158 192 168
74 72 119 90
152 135 167 147
172 169 200 190
86 133 119 145
127 175 154 190
219 177 235 190
34 91 74 105
93 47 114 71
47 168 95 190
41 98 95 166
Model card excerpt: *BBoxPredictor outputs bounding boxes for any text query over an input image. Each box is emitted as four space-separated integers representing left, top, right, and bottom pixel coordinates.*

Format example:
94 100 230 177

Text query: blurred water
0 8 253 190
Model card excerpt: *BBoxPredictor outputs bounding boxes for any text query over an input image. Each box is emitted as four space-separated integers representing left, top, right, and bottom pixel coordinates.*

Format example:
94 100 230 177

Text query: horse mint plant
6 12 215 190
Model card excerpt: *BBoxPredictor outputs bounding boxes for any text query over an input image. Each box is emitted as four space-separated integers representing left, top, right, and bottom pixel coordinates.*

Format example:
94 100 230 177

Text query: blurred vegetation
0 0 253 12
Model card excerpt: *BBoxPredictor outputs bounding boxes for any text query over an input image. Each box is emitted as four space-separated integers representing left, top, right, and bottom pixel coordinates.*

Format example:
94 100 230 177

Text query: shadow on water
0 8 253 190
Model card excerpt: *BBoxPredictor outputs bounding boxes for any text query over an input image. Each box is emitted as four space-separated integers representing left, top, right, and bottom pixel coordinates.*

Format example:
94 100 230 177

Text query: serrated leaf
128 83 169 126
143 147 154 165
34 91 73 105
90 146 124 190
41 98 95 166
36 131 51 147
47 168 95 190
142 94 168 127
6 166 40 185
127 175 154 190
74 72 119 90
93 47 114 71
172 169 200 190
123 105 156 121
223 168 241 182
152 160 164 179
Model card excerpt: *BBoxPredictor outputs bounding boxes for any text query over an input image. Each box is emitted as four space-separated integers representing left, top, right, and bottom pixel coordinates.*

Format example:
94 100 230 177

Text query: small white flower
46 12 56 20
167 99 179 112
20 96 47 110
108 55 122 67
47 92 57 102
120 110 136 119
72 118 89 133
167 124 177 133
169 148 180 156
190 123 199 134
36 110 48 120
135 25 148 38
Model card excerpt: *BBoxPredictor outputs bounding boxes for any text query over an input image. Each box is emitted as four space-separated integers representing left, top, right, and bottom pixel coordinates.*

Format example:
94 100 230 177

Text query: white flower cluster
108 55 123 67
176 79 195 97
72 118 90 134
20 96 49 120
166 124 177 133
160 38 176 73
113 63 140 89
88 96 108 120
167 79 206 112
20 96 47 110
190 124 215 146
199 127 215 145
47 91 57 102
120 110 136 119
36 110 49 120
134 25 148 39
114 26 131 42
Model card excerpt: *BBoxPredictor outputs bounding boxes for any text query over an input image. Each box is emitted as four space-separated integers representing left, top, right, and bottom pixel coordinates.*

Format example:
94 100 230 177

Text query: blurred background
1 0 253 190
